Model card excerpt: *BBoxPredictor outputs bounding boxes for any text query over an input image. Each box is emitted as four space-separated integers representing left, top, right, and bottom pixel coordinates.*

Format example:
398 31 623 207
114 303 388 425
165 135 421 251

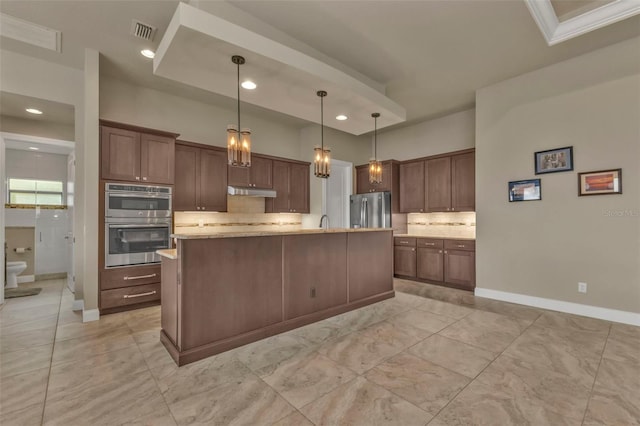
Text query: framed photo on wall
535 146 573 174
578 169 622 196
509 179 541 202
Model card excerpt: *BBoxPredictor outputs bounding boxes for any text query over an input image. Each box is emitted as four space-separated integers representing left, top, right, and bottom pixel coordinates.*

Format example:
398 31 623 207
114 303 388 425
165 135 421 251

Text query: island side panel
161 257 179 346
348 231 394 302
283 233 348 320
180 236 283 351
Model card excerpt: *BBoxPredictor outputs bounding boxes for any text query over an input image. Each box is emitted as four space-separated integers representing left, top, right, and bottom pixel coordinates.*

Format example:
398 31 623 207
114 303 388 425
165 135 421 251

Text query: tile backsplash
406 212 476 239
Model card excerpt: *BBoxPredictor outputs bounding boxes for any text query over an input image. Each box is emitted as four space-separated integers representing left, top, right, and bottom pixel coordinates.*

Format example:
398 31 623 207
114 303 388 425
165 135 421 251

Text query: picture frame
578 169 622 196
535 146 573 174
509 179 541 202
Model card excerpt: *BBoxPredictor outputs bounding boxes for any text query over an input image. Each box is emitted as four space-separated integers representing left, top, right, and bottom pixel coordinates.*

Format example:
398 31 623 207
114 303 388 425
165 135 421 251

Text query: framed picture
535 146 573 174
509 179 541 202
578 169 622 196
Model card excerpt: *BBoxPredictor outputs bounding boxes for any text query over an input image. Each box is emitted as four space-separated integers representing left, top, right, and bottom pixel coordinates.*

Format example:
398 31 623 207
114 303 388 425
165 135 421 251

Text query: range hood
227 186 277 198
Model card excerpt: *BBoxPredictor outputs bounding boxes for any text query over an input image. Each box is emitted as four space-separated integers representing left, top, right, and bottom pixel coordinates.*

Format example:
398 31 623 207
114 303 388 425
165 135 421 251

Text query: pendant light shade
227 55 251 167
314 90 331 178
369 112 382 184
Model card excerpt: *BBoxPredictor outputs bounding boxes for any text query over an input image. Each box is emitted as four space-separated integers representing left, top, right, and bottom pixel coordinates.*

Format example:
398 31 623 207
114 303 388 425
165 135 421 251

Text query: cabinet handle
420 209 424 212
124 273 157 281
439 250 442 253
399 241 409 244
202 206 206 210
135 176 140 181
123 290 157 299
425 243 435 246
142 177 148 181
444 251 448 254
411 248 415 251
456 244 465 248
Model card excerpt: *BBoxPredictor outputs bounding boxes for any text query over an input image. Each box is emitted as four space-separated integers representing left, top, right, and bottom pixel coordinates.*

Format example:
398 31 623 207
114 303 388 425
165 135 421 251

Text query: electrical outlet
578 282 587 293
310 287 316 298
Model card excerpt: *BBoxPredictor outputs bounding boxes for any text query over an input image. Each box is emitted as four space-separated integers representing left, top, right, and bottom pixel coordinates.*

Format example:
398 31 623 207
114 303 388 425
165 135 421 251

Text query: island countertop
171 228 391 240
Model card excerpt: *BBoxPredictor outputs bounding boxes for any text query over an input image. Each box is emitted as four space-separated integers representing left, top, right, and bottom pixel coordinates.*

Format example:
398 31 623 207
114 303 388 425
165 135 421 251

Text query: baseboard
17 275 35 283
72 299 84 312
36 272 67 281
82 308 100 323
475 287 640 326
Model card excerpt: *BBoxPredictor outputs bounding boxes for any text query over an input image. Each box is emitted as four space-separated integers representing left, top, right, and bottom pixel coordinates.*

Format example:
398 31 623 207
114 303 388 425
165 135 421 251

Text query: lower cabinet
99 264 161 312
394 237 475 290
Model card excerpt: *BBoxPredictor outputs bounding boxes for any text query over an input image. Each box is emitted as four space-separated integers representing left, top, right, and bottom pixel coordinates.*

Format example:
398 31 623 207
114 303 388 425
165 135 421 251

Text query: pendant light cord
321 94 324 151
374 115 377 160
237 61 241 133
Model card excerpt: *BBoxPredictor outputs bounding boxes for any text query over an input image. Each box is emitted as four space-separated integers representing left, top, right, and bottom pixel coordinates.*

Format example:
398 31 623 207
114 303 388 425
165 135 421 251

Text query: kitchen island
158 228 394 365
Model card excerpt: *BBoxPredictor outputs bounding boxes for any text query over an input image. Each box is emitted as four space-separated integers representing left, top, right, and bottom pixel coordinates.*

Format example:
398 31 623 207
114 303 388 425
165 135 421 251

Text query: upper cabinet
399 149 475 213
100 121 177 185
266 160 310 213
228 155 273 188
174 142 227 212
355 160 400 213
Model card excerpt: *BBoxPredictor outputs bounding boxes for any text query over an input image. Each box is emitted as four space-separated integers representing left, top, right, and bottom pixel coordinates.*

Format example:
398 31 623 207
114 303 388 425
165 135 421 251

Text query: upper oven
105 183 172 218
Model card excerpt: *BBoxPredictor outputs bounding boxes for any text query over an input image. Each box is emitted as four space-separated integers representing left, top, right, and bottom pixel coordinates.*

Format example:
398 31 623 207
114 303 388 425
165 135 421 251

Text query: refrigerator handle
363 198 368 228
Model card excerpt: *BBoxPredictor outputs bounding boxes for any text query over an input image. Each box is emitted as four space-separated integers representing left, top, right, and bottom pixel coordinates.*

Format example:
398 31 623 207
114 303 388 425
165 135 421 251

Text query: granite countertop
156 249 178 259
171 228 392 240
393 234 476 241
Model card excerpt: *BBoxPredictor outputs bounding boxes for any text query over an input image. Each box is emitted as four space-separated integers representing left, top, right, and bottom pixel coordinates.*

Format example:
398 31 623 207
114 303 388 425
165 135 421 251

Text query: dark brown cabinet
399 160 425 213
425 157 451 212
99 264 161 312
174 143 227 212
393 237 417 278
266 160 310 213
356 160 401 212
228 155 273 188
451 152 475 211
443 239 475 290
100 123 175 185
417 239 444 282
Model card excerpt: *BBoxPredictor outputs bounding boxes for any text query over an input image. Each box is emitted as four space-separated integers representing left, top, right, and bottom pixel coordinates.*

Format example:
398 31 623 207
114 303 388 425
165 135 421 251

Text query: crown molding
525 0 640 46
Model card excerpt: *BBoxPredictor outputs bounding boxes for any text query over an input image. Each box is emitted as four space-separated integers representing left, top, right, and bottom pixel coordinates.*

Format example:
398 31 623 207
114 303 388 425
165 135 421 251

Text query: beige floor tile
43 370 171 426
0 367 49 418
56 308 82 325
393 291 429 308
166 374 296 426
387 309 457 334
0 401 43 426
0 343 52 378
270 411 314 426
0 303 60 327
429 379 580 426
0 314 58 336
261 351 356 409
133 329 176 369
603 324 640 365
317 329 403 375
415 298 473 320
122 306 162 333
325 305 386 331
0 326 56 354
55 313 127 341
534 311 611 334
365 352 470 416
366 298 412 319
290 319 352 347
51 326 136 365
438 310 530 354
474 299 543 322
235 333 314 376
408 334 495 379
300 376 430 426
359 320 431 349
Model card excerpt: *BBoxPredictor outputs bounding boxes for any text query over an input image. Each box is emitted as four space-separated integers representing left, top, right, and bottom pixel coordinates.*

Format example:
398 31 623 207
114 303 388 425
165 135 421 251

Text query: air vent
130 20 156 41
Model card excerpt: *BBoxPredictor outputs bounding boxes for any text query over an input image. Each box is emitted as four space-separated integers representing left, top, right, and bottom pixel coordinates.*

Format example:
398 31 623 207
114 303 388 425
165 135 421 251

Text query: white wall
0 115 75 141
475 36 640 316
5 149 68 198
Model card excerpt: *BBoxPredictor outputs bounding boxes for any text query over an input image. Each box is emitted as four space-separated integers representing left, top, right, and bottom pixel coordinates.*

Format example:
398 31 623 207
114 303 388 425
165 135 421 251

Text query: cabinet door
140 133 175 184
289 163 309 213
373 162 393 192
250 156 273 188
399 161 425 213
394 246 416 277
174 144 199 211
228 165 251 187
451 152 475 211
444 249 475 290
426 157 452 212
356 166 373 194
199 148 228 212
417 248 444 282
267 160 290 213
101 126 141 181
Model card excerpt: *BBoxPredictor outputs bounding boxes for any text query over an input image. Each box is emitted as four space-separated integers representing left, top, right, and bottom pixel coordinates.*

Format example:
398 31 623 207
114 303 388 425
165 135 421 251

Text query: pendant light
369 112 382 184
314 90 331 178
227 55 251 167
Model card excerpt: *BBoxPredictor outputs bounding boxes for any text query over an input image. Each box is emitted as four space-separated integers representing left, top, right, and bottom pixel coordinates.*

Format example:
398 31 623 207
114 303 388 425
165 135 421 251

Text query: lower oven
105 218 172 268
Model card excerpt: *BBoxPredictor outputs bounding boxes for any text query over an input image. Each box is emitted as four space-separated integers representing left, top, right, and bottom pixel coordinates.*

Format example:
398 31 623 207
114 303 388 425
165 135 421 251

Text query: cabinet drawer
100 265 161 290
101 283 161 309
444 240 475 251
417 238 444 249
394 237 416 247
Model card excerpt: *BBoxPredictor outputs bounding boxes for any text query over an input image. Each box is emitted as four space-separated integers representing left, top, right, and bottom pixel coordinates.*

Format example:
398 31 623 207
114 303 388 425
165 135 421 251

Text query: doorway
322 159 353 229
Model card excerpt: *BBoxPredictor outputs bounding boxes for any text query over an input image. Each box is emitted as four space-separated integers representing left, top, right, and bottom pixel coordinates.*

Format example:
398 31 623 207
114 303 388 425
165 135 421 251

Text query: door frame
321 159 353 228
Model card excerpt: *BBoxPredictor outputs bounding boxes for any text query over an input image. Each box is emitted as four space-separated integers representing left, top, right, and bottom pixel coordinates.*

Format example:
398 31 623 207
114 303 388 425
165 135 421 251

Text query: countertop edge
171 228 392 239
156 249 178 259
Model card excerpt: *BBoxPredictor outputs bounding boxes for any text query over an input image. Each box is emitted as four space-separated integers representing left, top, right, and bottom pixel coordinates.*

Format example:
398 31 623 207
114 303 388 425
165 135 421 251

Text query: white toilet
6 261 27 289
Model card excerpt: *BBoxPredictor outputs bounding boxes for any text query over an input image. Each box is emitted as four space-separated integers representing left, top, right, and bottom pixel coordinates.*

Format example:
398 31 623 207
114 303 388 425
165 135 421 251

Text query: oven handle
107 223 171 229
106 193 171 199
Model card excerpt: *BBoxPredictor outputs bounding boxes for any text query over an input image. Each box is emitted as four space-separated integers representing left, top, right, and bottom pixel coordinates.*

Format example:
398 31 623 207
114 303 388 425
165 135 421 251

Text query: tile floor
1 278 639 425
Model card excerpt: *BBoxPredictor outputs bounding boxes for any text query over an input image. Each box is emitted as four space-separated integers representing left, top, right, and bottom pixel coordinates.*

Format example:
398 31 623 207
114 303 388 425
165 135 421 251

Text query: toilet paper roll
15 247 26 254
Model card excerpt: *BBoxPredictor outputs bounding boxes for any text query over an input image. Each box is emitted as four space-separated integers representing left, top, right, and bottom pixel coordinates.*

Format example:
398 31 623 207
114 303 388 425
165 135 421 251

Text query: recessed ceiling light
26 108 43 115
336 115 348 121
140 49 155 59
28 146 39 150
241 80 257 90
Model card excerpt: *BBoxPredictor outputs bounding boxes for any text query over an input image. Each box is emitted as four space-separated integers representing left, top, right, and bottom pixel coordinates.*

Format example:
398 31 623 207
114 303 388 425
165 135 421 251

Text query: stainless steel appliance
350 191 391 229
105 183 172 267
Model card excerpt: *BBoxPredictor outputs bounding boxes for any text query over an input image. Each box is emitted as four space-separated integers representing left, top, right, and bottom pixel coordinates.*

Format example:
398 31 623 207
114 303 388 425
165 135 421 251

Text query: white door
323 159 352 228
66 152 75 292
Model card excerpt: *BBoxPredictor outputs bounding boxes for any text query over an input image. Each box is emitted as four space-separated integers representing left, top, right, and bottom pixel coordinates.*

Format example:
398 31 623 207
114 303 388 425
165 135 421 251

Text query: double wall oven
105 183 172 268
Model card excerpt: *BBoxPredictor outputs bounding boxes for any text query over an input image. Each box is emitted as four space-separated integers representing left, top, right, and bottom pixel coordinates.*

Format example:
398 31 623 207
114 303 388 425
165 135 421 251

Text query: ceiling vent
130 20 156 41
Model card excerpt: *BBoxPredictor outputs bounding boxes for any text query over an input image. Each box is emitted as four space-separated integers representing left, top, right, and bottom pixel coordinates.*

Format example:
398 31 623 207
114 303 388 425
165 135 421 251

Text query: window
7 178 64 206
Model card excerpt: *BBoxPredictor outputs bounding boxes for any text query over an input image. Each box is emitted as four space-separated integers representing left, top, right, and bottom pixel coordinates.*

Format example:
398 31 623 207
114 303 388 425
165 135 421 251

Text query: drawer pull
123 290 157 299
400 241 409 244
425 243 435 246
411 248 415 251
124 273 157 281
456 244 465 248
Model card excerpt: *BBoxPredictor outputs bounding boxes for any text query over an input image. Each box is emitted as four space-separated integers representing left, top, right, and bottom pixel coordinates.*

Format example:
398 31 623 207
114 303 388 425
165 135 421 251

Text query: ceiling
0 92 75 126
1 0 639 133
551 0 616 21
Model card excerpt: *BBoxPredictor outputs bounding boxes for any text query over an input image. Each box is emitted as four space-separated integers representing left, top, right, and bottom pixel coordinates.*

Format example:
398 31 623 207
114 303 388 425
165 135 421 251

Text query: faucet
319 214 330 230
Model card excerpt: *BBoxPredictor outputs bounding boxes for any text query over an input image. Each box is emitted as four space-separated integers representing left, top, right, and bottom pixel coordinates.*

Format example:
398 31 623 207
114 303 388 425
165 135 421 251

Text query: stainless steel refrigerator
350 191 391 229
